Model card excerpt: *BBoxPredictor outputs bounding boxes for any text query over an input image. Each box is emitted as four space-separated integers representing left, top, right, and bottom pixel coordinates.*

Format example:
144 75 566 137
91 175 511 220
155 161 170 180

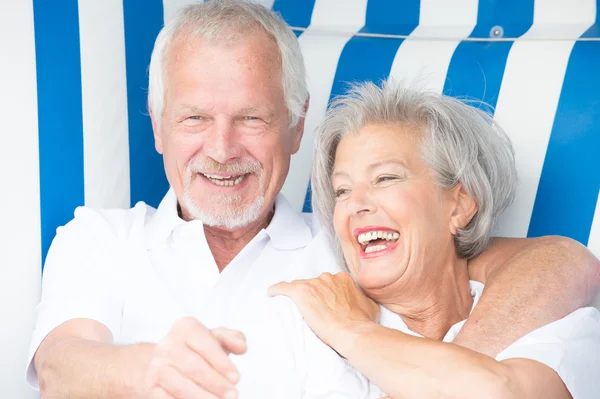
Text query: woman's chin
355 266 402 292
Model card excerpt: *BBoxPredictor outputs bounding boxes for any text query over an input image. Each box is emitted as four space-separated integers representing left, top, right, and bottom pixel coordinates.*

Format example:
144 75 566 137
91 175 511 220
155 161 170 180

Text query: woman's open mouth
356 229 400 257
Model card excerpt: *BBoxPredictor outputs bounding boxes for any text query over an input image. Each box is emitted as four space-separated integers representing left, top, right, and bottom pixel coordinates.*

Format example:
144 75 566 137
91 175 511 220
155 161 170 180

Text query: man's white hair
147 0 308 128
312 79 517 259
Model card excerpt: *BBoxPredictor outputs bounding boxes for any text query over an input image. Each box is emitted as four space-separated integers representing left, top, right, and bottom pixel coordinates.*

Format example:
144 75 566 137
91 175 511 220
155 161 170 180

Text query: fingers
212 328 247 356
147 318 245 399
170 341 239 397
268 272 352 297
267 281 292 297
182 322 240 384
149 365 221 399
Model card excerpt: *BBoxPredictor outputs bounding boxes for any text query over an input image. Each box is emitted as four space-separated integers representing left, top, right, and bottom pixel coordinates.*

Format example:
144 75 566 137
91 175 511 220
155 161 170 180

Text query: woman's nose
345 184 375 217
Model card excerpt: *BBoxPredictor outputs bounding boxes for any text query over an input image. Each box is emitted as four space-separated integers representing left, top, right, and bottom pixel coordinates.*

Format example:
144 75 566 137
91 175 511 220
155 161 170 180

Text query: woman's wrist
335 319 380 359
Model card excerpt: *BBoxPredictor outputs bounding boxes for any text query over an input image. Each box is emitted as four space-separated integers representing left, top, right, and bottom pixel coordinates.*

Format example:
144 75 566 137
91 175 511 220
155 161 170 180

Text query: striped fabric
1 1 599 397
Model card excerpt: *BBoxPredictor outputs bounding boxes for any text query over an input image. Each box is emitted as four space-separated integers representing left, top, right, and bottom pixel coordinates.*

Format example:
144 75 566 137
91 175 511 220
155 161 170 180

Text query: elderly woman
269 80 600 398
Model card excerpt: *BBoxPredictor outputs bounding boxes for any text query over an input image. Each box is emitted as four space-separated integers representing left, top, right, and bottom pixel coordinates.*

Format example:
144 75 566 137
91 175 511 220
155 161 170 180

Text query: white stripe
257 0 276 9
388 0 478 94
163 0 277 22
281 0 368 211
589 192 600 310
492 3 596 237
524 0 596 39
0 1 41 398
78 1 130 209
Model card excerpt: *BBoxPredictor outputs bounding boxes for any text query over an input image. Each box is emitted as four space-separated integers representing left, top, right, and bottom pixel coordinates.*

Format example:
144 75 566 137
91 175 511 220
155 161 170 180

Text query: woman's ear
449 184 478 235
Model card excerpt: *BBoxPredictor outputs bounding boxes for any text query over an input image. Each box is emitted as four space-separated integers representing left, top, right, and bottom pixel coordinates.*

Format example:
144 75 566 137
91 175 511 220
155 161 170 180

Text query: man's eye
244 116 261 121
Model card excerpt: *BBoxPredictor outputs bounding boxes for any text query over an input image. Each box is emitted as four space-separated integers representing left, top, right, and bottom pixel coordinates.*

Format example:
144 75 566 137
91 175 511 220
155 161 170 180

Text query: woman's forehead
335 124 421 161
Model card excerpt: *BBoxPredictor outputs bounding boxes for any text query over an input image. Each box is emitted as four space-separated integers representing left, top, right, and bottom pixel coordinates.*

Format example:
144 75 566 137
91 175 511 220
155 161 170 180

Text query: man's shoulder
59 200 157 243
292 229 346 277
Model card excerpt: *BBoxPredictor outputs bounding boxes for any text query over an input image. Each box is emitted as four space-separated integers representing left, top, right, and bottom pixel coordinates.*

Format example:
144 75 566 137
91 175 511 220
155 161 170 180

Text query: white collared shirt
27 189 371 398
374 281 600 399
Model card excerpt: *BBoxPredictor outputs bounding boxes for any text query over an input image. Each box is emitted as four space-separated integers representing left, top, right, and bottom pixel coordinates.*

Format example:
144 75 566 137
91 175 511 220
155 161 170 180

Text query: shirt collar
144 188 313 250
265 194 314 250
144 188 187 249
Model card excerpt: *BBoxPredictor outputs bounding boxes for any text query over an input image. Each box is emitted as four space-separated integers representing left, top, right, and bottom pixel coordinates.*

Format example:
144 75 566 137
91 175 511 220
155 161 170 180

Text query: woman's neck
375 254 473 341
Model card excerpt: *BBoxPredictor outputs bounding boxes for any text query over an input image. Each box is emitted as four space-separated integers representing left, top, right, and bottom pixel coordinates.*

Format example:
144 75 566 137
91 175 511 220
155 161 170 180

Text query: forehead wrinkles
164 27 283 90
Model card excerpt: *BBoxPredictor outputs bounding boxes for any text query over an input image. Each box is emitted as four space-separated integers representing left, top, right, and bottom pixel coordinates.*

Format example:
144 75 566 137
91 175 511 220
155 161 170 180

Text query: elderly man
28 1 599 399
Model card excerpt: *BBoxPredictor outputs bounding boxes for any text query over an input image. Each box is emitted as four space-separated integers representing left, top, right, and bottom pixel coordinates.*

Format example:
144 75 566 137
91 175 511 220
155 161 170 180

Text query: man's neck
203 208 274 272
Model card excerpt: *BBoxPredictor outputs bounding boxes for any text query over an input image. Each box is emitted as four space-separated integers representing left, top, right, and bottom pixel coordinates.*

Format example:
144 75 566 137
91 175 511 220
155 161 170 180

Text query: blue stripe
302 0 420 213
469 0 534 39
33 0 85 266
123 0 168 208
443 0 534 110
442 42 512 111
527 41 600 244
360 0 420 35
272 0 316 30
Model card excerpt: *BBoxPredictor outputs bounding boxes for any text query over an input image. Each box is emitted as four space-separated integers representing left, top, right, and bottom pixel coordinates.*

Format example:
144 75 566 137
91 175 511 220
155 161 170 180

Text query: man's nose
203 119 242 164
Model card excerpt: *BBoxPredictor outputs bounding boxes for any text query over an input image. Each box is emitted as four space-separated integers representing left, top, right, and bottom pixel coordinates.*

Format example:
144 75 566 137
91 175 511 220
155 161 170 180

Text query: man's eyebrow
179 104 209 114
238 107 276 118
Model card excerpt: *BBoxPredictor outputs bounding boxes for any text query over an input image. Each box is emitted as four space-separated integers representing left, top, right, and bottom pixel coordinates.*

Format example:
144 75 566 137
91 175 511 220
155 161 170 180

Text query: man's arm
457 236 600 356
34 319 151 398
35 318 246 399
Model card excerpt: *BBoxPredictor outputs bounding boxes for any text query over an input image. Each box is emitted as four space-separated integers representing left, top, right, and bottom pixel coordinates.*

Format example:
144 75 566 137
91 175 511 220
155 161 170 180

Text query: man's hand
268 272 380 349
144 318 247 399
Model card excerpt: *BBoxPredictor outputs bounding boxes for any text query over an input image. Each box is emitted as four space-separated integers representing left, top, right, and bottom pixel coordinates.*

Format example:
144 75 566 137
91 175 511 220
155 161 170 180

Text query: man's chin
183 194 266 229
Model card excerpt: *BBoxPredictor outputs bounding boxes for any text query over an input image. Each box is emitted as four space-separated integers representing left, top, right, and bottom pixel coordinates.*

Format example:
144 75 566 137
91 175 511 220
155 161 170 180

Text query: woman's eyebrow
332 159 407 179
367 159 408 172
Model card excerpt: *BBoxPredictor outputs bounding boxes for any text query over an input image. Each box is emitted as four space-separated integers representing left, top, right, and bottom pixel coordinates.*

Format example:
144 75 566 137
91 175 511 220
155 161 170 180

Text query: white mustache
187 157 262 176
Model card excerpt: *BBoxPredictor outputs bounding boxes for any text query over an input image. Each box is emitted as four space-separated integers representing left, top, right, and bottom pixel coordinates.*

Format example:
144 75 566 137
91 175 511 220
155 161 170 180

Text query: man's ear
449 183 478 235
150 106 163 154
291 96 310 154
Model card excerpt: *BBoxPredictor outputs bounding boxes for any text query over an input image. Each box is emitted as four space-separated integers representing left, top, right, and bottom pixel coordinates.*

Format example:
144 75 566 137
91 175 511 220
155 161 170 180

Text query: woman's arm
339 321 571 399
269 273 573 399
459 236 600 356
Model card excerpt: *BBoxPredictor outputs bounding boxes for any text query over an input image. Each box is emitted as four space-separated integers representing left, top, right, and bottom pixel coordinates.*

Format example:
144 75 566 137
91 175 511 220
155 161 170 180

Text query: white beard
182 157 265 230
182 188 265 230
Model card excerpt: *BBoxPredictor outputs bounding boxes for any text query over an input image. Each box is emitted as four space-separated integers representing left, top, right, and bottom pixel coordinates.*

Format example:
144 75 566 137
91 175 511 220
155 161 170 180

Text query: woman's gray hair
148 0 308 128
312 79 517 259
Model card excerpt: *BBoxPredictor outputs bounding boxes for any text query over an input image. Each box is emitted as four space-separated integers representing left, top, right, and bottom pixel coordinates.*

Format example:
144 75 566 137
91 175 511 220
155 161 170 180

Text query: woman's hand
268 272 380 349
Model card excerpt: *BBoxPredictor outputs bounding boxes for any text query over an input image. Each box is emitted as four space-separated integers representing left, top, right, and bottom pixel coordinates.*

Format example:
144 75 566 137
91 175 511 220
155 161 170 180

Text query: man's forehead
169 25 280 60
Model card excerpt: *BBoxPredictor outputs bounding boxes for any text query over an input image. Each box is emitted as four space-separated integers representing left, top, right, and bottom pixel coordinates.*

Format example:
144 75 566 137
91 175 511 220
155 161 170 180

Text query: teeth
204 174 232 180
365 244 387 253
206 174 245 187
357 230 400 245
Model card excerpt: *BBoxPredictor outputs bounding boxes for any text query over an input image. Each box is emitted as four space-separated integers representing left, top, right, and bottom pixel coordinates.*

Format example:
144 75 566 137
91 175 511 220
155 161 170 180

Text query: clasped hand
268 272 380 350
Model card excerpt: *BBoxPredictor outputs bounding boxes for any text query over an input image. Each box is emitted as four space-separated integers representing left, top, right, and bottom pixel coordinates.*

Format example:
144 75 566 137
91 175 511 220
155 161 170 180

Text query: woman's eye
334 188 350 199
375 175 399 184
